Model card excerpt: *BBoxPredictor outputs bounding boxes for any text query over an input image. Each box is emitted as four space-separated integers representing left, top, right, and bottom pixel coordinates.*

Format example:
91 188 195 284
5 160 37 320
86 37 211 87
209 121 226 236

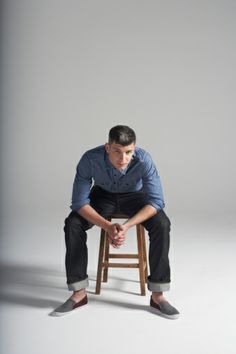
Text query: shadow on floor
0 263 147 310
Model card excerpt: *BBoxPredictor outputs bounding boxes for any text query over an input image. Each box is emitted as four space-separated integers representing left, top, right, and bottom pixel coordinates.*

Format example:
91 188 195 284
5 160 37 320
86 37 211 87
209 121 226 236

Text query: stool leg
137 225 146 296
141 226 148 283
103 234 110 282
96 229 106 294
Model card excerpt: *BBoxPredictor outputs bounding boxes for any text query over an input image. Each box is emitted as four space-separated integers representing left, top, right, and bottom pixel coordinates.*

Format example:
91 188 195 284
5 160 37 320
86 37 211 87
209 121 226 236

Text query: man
51 125 180 319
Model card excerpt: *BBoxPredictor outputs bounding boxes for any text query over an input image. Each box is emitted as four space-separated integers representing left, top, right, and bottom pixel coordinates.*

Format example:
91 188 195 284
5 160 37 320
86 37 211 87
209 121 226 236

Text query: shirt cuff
145 200 165 211
70 199 90 211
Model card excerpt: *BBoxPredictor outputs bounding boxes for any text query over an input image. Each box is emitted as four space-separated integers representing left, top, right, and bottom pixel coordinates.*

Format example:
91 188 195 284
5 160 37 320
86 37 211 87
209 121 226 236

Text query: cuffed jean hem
147 281 170 292
67 277 89 291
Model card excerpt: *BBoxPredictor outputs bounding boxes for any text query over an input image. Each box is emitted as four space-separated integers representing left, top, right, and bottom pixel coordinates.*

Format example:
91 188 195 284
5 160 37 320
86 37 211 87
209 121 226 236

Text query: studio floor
0 215 235 354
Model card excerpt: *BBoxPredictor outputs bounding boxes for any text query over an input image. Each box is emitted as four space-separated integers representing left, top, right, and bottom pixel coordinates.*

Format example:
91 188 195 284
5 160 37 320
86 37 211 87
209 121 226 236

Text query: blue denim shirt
71 145 165 212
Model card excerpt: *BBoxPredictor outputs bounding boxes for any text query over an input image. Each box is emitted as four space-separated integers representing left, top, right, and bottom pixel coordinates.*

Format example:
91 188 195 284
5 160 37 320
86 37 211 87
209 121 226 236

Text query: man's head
105 125 136 171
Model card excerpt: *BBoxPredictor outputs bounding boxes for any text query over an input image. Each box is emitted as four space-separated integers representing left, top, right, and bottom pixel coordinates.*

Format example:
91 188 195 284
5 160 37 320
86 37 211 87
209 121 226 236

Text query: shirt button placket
113 172 118 191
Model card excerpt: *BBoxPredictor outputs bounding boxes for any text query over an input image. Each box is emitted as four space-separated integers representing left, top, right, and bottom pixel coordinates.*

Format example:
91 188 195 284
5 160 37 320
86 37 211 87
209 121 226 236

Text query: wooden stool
95 214 148 296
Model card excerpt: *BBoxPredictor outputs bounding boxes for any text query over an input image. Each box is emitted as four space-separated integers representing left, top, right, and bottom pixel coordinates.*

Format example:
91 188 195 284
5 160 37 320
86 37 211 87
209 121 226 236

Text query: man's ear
105 143 110 153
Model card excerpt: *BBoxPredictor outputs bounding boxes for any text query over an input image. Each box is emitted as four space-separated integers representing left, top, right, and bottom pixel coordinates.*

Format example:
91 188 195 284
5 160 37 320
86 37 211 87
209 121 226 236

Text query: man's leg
50 210 92 315
50 187 120 315
64 210 93 302
141 210 171 303
65 186 118 303
120 193 179 318
119 192 172 301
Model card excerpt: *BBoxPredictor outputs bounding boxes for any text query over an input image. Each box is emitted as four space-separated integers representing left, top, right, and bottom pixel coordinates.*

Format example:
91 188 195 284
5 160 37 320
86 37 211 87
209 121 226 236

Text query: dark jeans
64 186 171 292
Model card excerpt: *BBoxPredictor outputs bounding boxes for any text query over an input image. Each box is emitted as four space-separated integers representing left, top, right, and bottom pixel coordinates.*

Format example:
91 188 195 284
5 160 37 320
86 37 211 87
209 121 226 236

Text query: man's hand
106 223 129 248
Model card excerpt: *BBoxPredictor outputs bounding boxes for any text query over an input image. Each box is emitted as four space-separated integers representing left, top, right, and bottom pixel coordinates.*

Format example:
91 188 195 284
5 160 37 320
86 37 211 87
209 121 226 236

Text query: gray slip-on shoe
50 295 88 317
150 296 180 319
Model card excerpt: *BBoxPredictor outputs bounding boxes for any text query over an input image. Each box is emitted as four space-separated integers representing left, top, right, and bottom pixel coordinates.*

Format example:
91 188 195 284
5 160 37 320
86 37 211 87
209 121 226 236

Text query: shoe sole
150 306 180 320
49 303 88 317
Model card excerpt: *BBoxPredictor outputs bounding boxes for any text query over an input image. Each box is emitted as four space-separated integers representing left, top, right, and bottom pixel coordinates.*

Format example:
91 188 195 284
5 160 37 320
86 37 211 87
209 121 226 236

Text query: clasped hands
106 223 129 248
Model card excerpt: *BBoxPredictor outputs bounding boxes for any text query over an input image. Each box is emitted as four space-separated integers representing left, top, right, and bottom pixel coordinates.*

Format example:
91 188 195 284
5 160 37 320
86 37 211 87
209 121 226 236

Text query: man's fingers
108 223 120 238
107 223 126 247
109 237 125 248
117 224 127 232
109 223 127 240
113 238 125 246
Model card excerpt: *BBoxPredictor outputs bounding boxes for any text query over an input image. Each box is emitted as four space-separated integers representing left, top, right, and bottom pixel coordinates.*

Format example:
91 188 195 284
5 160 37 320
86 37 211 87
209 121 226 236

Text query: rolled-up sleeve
142 152 165 211
70 153 93 211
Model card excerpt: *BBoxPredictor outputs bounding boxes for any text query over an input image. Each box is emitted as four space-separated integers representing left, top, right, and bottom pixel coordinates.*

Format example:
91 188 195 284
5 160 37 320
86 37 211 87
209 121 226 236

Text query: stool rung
109 254 139 259
103 262 140 268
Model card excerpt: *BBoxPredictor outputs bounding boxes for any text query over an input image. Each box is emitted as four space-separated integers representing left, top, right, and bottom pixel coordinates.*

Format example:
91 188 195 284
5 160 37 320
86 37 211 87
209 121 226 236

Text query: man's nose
120 154 126 162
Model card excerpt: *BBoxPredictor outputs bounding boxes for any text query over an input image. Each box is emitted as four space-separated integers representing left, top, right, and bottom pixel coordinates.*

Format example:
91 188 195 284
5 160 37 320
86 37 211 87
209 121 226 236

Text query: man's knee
143 210 171 232
64 211 88 236
157 211 171 231
64 211 79 226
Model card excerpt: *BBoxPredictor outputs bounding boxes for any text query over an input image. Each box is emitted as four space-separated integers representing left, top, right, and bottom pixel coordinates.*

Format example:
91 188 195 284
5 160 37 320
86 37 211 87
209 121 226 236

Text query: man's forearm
123 205 158 229
77 204 111 230
77 204 158 232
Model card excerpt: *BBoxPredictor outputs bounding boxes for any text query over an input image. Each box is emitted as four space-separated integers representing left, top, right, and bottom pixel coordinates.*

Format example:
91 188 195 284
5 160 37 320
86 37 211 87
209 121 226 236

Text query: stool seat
95 214 148 295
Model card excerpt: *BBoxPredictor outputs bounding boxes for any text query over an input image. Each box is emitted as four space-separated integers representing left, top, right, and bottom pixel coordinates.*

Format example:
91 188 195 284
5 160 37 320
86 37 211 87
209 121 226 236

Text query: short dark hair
108 125 136 146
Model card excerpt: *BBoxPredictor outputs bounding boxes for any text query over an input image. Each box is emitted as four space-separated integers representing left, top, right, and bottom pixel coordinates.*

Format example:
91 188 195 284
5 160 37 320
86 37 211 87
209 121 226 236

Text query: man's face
105 142 136 171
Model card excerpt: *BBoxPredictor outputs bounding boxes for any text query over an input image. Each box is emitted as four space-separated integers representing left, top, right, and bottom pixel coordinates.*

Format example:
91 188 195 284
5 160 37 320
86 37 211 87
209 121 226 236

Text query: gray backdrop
1 2 236 354
1 0 235 264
